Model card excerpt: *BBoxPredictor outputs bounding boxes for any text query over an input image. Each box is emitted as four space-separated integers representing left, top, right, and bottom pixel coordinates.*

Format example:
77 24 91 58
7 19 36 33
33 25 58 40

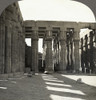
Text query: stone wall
0 2 25 74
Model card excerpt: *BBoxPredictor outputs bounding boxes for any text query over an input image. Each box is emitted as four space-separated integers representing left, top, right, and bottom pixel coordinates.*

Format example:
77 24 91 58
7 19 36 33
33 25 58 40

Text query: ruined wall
0 2 25 74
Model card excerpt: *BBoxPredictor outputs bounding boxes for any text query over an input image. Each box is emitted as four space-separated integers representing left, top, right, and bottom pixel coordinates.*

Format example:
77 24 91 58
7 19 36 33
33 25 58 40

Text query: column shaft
45 28 53 73
45 39 53 72
5 20 12 73
60 40 67 71
31 30 38 73
0 12 5 74
59 30 67 71
32 39 38 73
74 40 80 71
11 23 20 73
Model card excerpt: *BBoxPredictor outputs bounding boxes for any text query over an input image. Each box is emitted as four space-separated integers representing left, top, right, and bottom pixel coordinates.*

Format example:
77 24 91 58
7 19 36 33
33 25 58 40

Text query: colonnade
30 26 80 73
80 29 96 73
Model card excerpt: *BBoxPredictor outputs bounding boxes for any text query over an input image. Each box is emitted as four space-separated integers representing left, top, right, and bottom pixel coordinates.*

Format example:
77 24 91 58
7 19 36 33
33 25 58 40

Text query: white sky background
19 0 96 53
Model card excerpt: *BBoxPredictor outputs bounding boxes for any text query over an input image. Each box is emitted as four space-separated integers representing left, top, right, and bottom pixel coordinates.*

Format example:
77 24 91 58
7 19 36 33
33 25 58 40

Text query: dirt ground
0 73 96 100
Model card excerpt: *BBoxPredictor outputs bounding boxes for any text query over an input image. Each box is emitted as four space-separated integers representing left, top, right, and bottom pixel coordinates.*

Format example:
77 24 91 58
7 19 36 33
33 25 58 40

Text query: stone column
73 28 80 73
5 20 12 73
42 38 46 68
70 41 74 71
11 22 20 73
53 39 57 71
73 40 80 72
90 30 94 73
31 30 38 73
81 38 85 73
85 35 89 73
19 25 25 72
45 29 53 73
57 41 60 68
59 30 67 71
0 11 5 74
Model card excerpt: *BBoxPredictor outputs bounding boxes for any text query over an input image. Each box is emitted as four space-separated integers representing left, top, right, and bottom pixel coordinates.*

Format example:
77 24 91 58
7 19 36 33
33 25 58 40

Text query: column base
57 70 67 74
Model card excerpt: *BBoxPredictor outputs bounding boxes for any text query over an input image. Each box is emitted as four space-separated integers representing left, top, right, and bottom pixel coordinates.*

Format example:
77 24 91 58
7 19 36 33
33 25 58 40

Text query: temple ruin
0 2 96 78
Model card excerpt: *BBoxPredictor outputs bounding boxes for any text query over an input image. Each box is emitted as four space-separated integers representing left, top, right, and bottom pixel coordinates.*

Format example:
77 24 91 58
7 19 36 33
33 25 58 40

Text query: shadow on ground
0 73 96 100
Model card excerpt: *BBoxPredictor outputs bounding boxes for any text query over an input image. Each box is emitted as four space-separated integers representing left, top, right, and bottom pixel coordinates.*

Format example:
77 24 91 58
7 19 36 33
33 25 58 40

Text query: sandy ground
0 73 96 100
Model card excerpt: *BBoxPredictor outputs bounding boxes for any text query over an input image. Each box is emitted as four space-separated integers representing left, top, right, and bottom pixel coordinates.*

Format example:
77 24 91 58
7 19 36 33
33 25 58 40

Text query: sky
18 0 96 53
18 0 95 22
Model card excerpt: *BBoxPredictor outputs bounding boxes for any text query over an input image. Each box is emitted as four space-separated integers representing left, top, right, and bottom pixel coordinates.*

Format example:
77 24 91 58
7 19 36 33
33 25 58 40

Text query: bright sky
19 0 96 53
19 0 95 22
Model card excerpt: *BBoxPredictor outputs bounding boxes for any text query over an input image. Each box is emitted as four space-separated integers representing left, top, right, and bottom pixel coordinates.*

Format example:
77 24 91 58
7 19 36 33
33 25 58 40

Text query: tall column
45 29 53 73
53 39 57 71
90 30 94 73
0 11 5 74
42 38 46 68
5 20 12 73
73 30 80 72
81 38 85 73
73 40 80 72
11 22 20 73
19 25 25 72
31 30 38 73
66 42 70 70
59 30 67 71
70 41 74 70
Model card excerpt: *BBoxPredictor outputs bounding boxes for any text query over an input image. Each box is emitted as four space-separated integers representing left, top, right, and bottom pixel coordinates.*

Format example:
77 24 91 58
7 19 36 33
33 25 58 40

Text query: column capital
45 30 52 41
59 30 66 41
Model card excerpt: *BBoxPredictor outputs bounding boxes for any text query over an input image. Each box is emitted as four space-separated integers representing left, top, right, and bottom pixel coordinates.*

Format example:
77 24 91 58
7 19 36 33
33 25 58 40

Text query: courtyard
0 73 96 100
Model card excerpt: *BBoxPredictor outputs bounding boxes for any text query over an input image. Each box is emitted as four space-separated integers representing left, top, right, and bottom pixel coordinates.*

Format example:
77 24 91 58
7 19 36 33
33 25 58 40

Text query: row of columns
31 29 53 73
53 30 80 73
81 29 96 73
31 28 80 73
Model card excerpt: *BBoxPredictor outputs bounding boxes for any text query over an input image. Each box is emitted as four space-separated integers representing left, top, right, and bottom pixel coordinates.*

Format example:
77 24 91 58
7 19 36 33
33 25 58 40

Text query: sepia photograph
0 0 96 100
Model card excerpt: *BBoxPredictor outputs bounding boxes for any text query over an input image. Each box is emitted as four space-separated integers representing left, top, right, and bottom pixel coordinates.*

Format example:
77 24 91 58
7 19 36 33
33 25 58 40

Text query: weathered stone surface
0 2 25 75
45 30 53 73
0 2 96 75
73 40 80 72
5 20 12 73
0 11 5 74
